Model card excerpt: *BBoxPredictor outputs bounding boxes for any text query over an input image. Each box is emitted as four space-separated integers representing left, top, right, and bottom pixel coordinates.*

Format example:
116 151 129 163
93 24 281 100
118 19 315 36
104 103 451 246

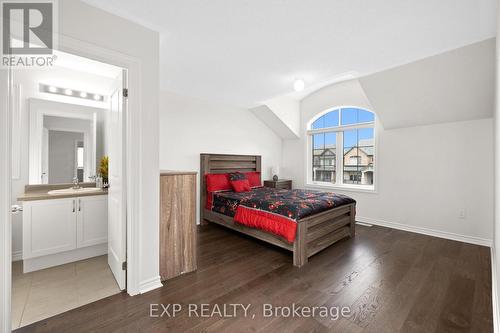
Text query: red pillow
244 172 261 188
206 173 231 192
229 172 251 192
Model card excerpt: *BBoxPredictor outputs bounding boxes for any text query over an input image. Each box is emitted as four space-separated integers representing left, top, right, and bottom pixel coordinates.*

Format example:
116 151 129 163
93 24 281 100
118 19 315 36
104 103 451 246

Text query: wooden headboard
200 153 261 222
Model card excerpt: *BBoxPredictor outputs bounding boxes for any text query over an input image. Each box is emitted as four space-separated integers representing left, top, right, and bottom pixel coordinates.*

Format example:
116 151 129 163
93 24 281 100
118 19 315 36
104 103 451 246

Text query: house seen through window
309 107 375 187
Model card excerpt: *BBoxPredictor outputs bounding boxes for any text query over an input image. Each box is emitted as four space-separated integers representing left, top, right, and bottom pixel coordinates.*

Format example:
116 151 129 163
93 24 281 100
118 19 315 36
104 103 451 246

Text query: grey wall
48 131 84 184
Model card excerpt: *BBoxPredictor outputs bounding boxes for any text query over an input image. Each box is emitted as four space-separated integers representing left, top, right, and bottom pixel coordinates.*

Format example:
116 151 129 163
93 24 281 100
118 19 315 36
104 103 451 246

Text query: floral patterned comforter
212 187 355 221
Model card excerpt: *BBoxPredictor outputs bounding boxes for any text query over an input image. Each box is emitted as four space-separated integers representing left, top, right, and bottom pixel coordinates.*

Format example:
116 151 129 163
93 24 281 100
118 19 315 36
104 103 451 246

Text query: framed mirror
28 98 106 184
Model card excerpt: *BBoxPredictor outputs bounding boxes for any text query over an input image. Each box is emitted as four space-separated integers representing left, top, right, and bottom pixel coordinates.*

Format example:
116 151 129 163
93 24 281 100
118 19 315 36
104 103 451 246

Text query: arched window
308 107 375 189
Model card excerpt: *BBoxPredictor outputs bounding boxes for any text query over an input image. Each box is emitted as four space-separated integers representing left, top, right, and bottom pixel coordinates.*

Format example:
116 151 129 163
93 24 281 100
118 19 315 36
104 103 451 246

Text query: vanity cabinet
23 198 77 258
23 195 108 260
77 196 108 248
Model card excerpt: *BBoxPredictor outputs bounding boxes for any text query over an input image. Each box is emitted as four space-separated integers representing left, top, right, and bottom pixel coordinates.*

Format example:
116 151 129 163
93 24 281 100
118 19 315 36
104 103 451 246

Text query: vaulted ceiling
81 0 496 108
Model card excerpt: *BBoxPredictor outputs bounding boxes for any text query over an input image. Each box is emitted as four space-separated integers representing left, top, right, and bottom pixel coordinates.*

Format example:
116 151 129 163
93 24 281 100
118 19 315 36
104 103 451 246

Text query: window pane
312 132 336 183
311 110 339 129
311 115 324 129
358 127 374 146
77 147 84 168
323 110 339 128
341 108 358 125
341 108 374 125
343 128 374 186
358 109 375 123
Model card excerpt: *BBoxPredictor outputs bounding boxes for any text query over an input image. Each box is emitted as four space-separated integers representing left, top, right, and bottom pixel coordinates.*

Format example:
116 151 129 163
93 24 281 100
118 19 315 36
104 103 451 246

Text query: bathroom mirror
28 98 107 184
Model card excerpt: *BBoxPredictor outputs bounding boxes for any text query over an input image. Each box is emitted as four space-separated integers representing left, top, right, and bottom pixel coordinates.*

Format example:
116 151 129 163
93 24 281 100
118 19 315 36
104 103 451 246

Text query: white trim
11 251 22 262
357 216 493 247
1 66 12 333
305 106 378 193
491 247 499 333
11 84 21 180
55 34 144 297
23 243 107 273
306 182 376 194
139 276 163 294
307 121 375 135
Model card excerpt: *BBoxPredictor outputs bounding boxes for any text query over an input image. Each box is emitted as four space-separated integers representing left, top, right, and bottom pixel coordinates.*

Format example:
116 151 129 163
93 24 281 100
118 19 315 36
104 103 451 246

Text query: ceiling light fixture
39 83 107 102
293 79 305 92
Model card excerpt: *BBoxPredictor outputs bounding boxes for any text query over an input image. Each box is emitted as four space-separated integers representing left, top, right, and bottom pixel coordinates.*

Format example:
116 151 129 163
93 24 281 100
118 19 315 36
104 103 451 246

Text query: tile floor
11 255 121 330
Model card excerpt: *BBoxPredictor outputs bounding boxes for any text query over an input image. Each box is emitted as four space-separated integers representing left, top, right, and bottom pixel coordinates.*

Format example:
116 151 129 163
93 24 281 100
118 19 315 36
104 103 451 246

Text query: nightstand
264 179 292 190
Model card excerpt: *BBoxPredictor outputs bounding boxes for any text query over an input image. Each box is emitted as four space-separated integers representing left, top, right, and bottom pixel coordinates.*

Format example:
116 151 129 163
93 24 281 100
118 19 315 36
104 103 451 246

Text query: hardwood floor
15 224 493 332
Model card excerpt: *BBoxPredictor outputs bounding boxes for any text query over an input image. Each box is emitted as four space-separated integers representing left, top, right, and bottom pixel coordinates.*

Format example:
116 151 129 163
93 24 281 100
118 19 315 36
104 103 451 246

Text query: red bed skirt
234 206 297 242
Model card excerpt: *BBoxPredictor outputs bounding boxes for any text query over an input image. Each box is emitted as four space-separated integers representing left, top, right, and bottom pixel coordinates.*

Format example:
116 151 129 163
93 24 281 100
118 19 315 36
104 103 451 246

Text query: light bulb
293 79 305 92
64 89 73 95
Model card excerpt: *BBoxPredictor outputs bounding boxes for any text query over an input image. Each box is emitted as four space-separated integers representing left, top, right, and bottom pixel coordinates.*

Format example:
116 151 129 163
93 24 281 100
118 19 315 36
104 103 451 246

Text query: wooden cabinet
160 171 197 281
264 179 292 190
23 195 108 260
77 196 108 248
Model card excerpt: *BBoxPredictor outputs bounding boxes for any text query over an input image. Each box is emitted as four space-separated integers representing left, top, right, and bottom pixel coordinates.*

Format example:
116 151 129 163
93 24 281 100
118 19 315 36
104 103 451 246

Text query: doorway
9 50 128 329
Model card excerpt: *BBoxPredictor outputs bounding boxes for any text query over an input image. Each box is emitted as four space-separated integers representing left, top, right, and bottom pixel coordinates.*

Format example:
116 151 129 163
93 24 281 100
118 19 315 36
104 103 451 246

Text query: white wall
493 5 500 330
263 96 300 137
8 0 160 294
59 0 160 294
283 79 494 245
10 68 109 258
360 39 495 129
159 91 283 223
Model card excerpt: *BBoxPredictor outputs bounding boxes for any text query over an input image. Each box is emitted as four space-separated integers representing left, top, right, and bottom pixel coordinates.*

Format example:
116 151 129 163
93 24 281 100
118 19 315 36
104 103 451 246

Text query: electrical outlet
459 209 466 219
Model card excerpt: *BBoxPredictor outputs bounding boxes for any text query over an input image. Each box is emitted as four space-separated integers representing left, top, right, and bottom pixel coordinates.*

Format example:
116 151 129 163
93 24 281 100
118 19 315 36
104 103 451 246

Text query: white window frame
306 107 377 193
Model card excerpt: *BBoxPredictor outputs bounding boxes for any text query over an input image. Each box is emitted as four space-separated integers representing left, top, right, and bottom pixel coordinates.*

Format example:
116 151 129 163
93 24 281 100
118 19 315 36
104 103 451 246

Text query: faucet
72 177 81 189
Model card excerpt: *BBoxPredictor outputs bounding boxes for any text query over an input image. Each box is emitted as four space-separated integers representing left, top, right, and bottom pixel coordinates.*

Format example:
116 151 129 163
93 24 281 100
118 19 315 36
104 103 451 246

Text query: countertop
18 183 108 202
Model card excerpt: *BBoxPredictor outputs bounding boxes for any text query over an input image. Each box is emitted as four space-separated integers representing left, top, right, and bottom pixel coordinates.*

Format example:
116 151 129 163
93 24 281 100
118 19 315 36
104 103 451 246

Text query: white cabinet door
23 198 77 259
77 195 108 248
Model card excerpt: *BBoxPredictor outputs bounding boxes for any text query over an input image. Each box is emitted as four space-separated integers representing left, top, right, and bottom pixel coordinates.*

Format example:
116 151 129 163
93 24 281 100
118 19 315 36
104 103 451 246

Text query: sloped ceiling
359 38 495 129
81 0 497 108
250 105 299 139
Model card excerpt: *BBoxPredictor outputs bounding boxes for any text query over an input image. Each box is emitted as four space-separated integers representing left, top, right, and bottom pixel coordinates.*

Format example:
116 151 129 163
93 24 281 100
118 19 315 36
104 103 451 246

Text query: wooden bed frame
200 153 356 267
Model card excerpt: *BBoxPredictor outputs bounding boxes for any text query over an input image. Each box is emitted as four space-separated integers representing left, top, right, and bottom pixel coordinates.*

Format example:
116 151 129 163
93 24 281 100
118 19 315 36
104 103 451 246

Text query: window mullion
336 131 343 185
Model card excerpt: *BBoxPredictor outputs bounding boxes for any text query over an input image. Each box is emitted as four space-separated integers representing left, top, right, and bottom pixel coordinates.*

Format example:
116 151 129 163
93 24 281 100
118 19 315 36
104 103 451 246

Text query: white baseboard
12 250 22 262
491 248 499 333
356 216 493 247
23 243 107 273
139 276 163 294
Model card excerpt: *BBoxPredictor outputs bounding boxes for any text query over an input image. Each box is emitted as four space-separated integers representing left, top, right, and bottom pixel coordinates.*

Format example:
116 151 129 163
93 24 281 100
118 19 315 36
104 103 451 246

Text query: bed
200 153 356 267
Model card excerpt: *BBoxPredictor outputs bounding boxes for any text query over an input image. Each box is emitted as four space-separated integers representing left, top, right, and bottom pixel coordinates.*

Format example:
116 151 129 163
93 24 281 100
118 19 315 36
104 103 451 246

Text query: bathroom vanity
18 184 108 273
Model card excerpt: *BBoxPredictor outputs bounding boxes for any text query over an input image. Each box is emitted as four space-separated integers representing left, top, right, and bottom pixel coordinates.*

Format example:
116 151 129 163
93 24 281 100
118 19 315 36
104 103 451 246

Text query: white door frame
1 67 13 333
1 32 145 331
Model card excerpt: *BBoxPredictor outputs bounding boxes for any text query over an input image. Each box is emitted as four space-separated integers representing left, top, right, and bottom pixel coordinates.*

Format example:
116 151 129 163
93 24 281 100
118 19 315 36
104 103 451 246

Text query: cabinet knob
72 200 76 213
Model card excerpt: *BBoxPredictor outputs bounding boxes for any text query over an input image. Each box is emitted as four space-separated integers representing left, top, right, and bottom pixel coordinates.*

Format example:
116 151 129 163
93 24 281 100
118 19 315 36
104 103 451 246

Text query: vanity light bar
39 83 107 102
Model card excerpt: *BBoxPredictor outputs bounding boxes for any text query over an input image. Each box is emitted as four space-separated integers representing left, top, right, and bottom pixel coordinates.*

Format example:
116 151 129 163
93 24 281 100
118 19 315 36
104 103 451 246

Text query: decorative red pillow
229 172 251 192
206 173 231 192
244 172 261 188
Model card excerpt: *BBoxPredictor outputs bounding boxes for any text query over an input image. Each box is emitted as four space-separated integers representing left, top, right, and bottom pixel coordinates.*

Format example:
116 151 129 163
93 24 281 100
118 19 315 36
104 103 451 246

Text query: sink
47 187 103 195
